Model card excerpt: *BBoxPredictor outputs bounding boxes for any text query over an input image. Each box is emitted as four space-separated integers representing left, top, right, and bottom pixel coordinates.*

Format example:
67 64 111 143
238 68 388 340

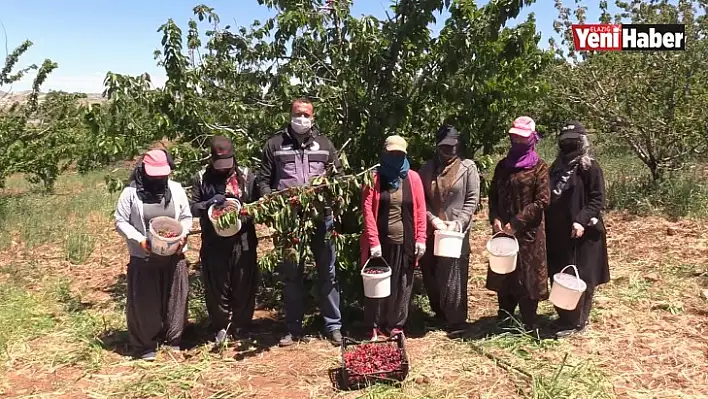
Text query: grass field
0 147 707 398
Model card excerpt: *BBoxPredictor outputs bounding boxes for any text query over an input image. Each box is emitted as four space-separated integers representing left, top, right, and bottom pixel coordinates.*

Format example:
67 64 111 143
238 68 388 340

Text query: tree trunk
648 161 663 182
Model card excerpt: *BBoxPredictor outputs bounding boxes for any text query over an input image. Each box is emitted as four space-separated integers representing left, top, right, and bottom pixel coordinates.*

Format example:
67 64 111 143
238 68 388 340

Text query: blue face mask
381 152 405 167
379 152 410 189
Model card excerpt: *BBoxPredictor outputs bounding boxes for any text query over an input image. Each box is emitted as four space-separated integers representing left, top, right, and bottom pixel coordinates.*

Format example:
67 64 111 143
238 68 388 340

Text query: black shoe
328 329 343 346
425 314 445 327
548 318 565 330
279 333 303 347
523 323 539 335
140 350 157 361
231 328 250 340
444 322 469 333
556 324 586 338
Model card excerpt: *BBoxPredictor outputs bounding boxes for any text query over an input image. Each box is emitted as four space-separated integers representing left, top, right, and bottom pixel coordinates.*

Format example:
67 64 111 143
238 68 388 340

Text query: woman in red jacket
360 135 427 340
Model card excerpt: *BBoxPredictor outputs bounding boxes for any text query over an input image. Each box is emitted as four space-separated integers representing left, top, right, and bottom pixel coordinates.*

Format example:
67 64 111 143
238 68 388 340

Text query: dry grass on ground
0 171 706 399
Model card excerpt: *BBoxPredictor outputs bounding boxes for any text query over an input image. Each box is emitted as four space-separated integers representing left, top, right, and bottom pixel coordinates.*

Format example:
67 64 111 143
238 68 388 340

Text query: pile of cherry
212 203 239 218
363 268 387 275
343 342 404 376
156 229 180 238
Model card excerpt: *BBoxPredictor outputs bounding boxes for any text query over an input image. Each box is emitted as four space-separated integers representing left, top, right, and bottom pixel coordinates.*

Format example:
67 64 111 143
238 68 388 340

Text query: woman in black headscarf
115 149 192 361
419 125 480 332
546 121 610 338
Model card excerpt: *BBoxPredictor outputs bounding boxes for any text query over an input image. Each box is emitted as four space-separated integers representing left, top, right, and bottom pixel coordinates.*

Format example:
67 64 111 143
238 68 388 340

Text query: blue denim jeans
279 215 342 334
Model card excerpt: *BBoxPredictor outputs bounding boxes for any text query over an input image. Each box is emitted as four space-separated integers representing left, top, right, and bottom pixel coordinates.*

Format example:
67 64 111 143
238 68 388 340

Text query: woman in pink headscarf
485 116 550 332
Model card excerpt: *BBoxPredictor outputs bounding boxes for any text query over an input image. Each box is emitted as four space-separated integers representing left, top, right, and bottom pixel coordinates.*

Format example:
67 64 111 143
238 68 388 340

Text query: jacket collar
284 126 321 148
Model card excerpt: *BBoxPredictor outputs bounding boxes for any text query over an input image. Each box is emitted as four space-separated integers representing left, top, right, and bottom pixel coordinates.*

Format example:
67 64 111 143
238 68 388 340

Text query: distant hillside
0 90 105 107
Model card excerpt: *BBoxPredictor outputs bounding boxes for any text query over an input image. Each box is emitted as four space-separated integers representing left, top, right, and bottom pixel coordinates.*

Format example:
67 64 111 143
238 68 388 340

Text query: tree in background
0 40 77 190
547 0 708 181
75 0 552 275
89 0 550 180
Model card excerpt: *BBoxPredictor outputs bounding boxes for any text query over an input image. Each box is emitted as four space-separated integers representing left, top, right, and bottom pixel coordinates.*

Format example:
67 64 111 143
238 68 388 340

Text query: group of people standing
360 126 480 340
485 117 610 337
114 97 609 361
114 98 345 360
359 116 609 342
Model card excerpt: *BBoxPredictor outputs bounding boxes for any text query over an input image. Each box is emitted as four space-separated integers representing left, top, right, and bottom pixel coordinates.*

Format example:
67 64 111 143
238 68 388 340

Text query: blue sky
1 0 603 93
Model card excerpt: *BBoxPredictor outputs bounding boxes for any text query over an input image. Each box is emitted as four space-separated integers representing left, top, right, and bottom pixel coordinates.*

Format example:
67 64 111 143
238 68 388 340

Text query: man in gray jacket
256 98 343 347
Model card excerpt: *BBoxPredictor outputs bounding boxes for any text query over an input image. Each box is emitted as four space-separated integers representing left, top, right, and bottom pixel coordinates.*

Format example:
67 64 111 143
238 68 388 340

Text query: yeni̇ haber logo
571 24 686 51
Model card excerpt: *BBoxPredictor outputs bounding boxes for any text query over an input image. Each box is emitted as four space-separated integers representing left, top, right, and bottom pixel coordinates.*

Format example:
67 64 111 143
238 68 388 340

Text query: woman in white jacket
114 149 192 361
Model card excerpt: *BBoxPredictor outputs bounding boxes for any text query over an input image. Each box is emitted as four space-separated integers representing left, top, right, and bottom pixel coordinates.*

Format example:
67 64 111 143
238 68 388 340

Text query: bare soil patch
0 212 707 398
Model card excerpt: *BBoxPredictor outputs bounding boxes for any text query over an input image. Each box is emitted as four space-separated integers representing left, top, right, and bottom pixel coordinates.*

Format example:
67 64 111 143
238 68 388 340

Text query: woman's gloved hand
431 217 446 230
444 221 461 231
174 236 187 252
140 239 151 254
503 223 516 235
210 194 226 206
571 222 585 238
415 243 426 260
493 219 503 233
370 245 383 258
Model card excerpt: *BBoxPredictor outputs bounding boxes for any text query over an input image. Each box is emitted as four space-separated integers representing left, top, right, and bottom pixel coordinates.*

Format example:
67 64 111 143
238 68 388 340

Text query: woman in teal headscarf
360 135 427 339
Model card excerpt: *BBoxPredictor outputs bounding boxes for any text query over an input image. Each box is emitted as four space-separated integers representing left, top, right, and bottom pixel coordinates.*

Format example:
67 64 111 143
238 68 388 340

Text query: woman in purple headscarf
485 116 550 332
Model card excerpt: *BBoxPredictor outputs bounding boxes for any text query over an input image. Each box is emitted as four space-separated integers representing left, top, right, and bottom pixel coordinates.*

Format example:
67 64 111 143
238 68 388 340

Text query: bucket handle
361 256 391 271
436 220 467 234
559 264 581 285
455 220 474 236
450 220 462 232
490 231 518 243
486 231 518 256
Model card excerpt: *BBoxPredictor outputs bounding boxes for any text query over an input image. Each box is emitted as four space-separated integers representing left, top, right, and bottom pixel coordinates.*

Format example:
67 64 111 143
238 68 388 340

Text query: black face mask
143 176 167 192
437 144 458 163
559 138 582 154
213 169 232 178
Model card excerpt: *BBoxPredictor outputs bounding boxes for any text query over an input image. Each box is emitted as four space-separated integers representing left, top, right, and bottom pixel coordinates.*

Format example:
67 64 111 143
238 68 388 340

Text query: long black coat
545 160 610 288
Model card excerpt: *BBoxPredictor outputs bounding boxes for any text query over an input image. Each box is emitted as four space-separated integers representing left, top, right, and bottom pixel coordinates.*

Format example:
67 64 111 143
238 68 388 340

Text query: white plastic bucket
433 222 466 258
208 198 242 237
550 265 587 310
361 258 392 298
486 232 519 274
148 216 184 256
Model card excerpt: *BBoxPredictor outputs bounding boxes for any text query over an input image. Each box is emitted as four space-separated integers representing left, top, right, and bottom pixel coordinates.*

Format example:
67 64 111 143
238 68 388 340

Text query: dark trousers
201 235 260 333
554 284 595 328
280 215 341 334
364 242 414 330
126 255 189 354
420 233 470 325
497 293 539 328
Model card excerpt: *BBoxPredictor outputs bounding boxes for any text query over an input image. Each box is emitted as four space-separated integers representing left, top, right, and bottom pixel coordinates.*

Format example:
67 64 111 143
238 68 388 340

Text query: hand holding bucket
361 257 392 298
433 220 467 258
444 220 462 232
486 231 519 274
148 216 185 256
208 198 242 237
549 264 587 310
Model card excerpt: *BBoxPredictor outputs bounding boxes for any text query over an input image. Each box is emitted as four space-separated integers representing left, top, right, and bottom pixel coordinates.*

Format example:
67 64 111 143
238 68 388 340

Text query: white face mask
291 116 312 135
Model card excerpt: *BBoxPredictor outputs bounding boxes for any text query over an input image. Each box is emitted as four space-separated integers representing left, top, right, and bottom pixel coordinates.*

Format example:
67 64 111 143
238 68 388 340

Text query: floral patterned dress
486 160 550 301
